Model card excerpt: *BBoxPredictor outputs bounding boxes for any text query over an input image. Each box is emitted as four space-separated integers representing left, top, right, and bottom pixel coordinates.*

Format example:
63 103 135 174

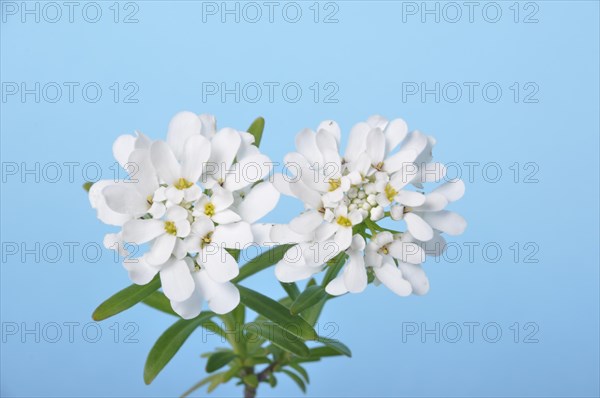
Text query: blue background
1 1 599 397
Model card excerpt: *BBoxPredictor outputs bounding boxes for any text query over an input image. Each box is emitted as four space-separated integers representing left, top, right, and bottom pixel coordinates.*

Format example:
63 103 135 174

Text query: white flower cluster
271 115 466 296
89 112 280 319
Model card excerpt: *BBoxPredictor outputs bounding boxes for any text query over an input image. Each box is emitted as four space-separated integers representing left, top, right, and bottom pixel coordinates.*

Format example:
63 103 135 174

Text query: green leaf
248 322 309 357
247 116 265 147
82 181 93 192
142 291 177 316
288 363 310 383
322 252 347 286
306 346 346 359
282 369 306 393
144 312 213 384
233 244 295 283
206 351 237 373
300 297 326 326
181 373 224 398
268 373 278 387
280 282 300 300
290 285 328 315
238 285 317 341
92 275 160 321
317 336 352 357
243 374 259 388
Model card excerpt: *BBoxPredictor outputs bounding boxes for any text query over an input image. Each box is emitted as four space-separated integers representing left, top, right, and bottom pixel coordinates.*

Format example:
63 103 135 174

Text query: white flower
122 205 191 266
91 112 280 319
273 115 466 299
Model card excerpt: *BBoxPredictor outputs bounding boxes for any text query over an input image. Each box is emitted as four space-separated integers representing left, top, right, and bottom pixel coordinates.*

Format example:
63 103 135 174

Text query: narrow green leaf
321 252 347 286
306 346 346 359
207 373 225 393
238 285 317 341
300 297 326 326
144 312 213 384
247 322 309 357
181 373 224 398
82 181 93 192
282 369 306 393
288 363 310 384
268 373 278 387
290 285 327 315
142 291 177 316
280 282 300 300
206 351 237 373
92 275 160 321
317 336 352 357
247 116 265 147
233 244 295 283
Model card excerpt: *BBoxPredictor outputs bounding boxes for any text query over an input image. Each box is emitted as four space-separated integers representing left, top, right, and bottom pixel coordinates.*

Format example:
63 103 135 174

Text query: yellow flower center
336 216 352 227
174 177 193 190
381 246 389 255
146 195 153 205
164 221 177 236
385 184 397 202
201 233 212 247
204 202 215 217
375 161 384 171
328 178 341 192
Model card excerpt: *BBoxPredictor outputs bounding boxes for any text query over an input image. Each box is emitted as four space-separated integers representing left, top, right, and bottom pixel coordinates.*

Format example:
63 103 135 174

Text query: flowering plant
86 112 466 397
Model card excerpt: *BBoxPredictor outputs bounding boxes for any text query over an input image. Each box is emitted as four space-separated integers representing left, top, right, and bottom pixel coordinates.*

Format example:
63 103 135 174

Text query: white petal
325 275 348 296
404 213 434 241
160 258 195 302
395 191 426 207
374 262 412 296
167 111 202 159
333 227 353 252
344 122 370 162
151 141 181 185
344 252 367 293
416 162 447 184
212 210 242 224
102 184 148 217
416 193 448 212
112 134 136 168
275 260 316 283
199 114 216 138
88 180 132 226
289 210 323 234
315 223 338 242
317 120 341 143
122 219 164 244
175 220 191 238
384 131 428 173
191 216 215 237
146 233 176 266
366 115 389 129
289 180 322 209
433 179 465 202
201 246 239 282
270 224 310 244
166 205 189 221
251 224 275 246
123 255 159 285
197 270 240 314
223 153 271 192
272 173 295 197
421 211 467 236
397 262 430 295
367 128 386 165
236 182 280 224
210 127 241 174
171 281 205 320
212 222 254 249
316 129 341 169
387 241 426 264
295 128 323 165
384 118 408 152
181 134 210 183
211 185 234 211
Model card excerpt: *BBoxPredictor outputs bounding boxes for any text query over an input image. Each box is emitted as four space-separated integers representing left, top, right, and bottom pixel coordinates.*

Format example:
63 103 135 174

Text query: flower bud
390 204 404 220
